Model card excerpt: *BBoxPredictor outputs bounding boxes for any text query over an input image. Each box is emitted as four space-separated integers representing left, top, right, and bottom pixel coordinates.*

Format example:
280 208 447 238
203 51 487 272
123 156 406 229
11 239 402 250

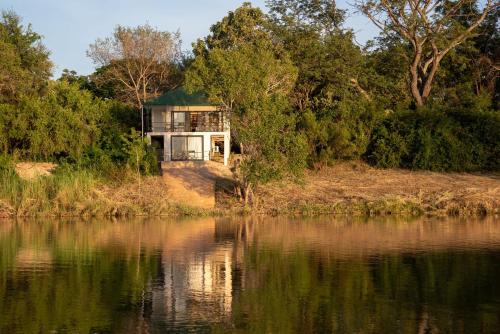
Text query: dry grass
2 160 498 218
0 167 209 218
251 161 500 216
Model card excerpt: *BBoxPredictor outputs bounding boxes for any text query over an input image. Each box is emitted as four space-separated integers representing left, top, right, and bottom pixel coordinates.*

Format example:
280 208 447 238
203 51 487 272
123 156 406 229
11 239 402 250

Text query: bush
365 107 500 172
0 81 110 159
66 129 158 177
300 100 382 165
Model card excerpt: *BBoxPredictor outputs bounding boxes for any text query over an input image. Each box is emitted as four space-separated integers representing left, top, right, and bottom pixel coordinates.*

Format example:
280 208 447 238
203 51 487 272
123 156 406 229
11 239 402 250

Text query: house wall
147 131 231 166
148 105 230 166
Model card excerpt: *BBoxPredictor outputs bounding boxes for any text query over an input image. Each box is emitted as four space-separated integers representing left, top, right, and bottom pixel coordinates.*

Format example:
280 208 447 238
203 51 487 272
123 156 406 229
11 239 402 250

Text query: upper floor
145 88 229 133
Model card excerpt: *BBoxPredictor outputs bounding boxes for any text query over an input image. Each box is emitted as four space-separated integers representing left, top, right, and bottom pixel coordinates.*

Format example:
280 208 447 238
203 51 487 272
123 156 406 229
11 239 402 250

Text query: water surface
1 217 499 333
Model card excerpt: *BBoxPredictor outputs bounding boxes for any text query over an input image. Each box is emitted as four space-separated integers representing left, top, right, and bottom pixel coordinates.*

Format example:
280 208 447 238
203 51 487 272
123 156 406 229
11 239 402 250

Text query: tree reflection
0 218 499 333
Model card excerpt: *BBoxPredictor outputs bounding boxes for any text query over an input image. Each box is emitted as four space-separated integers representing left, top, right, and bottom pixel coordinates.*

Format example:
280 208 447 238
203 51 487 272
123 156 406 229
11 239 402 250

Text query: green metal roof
145 87 213 106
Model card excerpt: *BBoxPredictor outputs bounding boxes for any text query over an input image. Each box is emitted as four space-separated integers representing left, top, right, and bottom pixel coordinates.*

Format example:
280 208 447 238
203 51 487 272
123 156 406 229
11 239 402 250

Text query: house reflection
149 219 253 328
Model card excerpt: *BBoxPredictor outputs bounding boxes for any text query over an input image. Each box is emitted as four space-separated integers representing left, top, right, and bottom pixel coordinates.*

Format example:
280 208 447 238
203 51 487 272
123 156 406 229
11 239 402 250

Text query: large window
171 136 203 161
172 112 186 132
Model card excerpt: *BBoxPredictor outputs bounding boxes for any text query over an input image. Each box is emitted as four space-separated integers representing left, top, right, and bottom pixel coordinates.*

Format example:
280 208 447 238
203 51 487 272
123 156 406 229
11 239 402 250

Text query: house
144 88 230 166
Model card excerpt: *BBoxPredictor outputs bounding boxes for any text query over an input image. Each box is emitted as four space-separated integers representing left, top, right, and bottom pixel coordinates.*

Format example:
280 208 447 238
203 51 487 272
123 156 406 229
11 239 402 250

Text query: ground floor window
171 136 203 161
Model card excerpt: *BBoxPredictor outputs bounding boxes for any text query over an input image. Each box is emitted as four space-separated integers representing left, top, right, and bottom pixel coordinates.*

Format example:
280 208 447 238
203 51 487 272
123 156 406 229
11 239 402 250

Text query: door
150 136 165 161
171 136 203 161
210 135 224 163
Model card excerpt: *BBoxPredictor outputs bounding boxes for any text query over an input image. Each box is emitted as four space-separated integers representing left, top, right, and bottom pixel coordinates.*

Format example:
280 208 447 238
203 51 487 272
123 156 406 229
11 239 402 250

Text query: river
0 217 499 333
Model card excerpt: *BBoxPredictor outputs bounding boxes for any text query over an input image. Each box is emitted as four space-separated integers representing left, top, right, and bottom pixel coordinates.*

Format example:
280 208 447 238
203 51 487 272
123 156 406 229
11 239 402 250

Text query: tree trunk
410 47 424 108
242 182 254 207
420 57 441 105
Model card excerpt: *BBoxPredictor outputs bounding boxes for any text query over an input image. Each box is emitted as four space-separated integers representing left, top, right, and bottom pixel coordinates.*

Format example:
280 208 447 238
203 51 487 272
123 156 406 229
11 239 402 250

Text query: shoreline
1 196 497 219
1 162 498 219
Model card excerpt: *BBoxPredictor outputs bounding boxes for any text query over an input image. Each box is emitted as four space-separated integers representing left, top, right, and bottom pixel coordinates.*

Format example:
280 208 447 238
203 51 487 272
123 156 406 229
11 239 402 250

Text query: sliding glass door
171 136 203 161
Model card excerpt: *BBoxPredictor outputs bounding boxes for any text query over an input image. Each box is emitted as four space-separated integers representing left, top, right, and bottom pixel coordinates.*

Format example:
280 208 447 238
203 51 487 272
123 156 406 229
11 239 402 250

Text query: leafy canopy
186 3 307 199
0 10 52 103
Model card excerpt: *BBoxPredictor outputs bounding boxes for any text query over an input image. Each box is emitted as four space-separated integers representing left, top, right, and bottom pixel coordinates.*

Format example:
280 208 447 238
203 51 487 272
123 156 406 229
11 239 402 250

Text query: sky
1 0 376 77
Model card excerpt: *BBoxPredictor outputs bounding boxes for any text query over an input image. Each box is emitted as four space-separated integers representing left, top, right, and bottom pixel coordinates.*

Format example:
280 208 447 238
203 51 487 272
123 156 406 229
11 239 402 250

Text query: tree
355 0 497 107
186 4 307 204
87 24 182 114
267 0 370 110
0 10 52 104
0 81 109 159
267 0 380 164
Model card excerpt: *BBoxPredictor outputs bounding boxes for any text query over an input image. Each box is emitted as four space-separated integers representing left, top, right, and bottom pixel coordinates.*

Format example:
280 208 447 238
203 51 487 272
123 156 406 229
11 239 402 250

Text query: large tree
0 10 52 104
0 81 108 159
355 0 497 107
267 0 370 109
87 24 181 112
186 4 307 204
267 0 380 164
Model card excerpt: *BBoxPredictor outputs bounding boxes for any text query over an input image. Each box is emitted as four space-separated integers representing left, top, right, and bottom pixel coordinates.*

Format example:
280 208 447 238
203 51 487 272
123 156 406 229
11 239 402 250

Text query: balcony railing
151 122 225 132
148 110 227 133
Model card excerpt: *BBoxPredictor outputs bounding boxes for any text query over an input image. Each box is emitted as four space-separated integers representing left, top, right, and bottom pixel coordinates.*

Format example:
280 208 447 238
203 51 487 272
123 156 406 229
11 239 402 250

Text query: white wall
147 105 230 166
147 131 230 166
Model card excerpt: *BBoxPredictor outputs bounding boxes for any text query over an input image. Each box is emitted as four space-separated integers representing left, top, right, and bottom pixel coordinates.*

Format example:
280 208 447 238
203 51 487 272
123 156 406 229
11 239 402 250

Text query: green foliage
237 98 308 185
267 0 385 165
187 4 306 192
72 129 158 177
301 100 383 164
0 10 52 103
366 107 500 171
0 81 107 159
195 2 271 53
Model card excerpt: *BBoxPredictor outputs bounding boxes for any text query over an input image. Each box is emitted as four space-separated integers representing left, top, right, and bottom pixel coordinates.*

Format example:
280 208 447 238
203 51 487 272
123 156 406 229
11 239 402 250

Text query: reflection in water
0 218 499 333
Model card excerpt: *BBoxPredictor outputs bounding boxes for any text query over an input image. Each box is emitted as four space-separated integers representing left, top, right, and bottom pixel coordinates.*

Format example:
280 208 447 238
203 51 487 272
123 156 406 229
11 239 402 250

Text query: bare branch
87 24 181 110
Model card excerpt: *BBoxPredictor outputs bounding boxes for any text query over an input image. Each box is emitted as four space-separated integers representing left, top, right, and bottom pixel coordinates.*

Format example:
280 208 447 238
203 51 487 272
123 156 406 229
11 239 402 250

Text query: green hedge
365 108 500 172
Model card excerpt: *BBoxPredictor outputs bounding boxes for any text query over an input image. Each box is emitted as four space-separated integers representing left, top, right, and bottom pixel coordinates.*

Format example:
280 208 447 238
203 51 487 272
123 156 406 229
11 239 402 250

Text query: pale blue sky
1 0 376 77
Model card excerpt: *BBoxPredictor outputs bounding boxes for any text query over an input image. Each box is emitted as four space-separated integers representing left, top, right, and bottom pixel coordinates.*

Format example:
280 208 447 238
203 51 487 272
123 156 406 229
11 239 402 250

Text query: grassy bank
0 160 210 218
0 160 498 219
217 161 500 217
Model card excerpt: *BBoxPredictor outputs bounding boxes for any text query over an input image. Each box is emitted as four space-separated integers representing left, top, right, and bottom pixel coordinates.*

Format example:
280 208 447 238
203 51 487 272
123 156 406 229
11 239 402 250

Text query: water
1 217 500 333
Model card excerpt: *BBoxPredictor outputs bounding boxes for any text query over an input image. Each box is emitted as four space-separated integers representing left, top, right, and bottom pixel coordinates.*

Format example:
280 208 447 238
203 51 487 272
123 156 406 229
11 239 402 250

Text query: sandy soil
15 162 57 180
161 161 231 210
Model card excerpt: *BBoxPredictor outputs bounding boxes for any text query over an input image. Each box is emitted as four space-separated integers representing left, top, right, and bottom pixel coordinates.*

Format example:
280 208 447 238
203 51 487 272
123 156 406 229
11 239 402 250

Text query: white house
145 88 230 166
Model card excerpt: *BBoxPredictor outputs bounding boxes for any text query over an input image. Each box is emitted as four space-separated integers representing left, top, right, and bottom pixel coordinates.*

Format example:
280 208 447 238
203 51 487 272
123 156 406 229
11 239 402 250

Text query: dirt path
161 161 231 210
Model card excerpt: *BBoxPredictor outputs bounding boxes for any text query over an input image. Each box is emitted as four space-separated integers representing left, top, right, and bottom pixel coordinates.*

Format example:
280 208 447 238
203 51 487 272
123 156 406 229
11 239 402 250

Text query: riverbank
0 161 498 218
218 161 500 217
0 162 207 218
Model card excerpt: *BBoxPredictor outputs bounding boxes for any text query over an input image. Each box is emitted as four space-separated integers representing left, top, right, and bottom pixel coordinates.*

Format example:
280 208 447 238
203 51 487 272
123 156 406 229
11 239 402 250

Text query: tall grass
0 156 206 218
0 156 99 216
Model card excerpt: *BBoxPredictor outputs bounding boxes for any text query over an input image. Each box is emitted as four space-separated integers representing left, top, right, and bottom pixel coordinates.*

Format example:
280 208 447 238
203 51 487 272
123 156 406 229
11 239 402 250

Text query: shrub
365 107 500 172
301 100 382 165
67 129 158 177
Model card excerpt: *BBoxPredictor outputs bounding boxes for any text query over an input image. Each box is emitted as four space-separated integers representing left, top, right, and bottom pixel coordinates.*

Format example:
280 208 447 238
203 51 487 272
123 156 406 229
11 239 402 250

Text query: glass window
171 136 203 160
173 112 186 131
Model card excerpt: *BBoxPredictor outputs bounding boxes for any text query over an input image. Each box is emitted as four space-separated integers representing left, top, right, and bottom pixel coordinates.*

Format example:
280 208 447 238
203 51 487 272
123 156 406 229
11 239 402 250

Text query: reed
0 158 96 216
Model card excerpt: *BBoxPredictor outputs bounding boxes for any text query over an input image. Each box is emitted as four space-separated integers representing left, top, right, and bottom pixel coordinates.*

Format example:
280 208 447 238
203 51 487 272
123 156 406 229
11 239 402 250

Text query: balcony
150 111 226 133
